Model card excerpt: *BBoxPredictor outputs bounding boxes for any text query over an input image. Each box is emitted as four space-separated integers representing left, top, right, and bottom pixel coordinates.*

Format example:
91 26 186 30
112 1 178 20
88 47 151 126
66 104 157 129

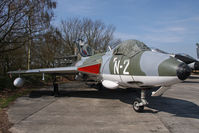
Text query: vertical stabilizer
196 43 199 59
75 39 94 57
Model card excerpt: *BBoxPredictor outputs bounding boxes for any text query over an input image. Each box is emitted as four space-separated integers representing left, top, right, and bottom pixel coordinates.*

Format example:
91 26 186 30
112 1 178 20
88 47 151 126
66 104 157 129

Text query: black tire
132 98 144 112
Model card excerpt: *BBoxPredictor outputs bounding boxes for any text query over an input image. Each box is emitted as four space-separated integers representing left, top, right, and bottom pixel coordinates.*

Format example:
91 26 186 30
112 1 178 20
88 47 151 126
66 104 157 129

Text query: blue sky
53 0 199 58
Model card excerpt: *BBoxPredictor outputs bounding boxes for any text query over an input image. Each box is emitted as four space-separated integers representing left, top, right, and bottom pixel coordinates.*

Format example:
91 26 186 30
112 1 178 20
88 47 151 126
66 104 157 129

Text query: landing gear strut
132 89 148 112
52 76 59 97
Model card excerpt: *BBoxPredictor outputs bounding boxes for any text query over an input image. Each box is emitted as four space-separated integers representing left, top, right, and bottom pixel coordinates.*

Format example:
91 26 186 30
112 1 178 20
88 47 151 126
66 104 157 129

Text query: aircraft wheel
132 98 144 112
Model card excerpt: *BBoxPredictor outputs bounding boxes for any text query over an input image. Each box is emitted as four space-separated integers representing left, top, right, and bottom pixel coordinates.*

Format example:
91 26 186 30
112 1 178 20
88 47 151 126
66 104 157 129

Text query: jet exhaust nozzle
176 63 191 80
188 62 199 70
194 61 199 70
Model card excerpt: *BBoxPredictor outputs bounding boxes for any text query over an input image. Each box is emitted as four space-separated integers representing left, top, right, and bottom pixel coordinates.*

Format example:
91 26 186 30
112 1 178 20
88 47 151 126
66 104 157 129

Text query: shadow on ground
189 76 199 79
28 88 199 119
183 80 199 84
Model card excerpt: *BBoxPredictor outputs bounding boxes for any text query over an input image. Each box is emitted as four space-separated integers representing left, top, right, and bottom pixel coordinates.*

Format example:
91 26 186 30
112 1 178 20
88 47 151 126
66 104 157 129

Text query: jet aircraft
8 40 191 112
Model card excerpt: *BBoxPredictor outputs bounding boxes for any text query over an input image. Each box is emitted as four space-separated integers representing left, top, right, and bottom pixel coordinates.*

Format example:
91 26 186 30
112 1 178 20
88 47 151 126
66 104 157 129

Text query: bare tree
23 0 56 69
0 0 29 53
61 18 83 55
82 18 115 51
31 26 64 68
0 0 56 74
61 17 116 54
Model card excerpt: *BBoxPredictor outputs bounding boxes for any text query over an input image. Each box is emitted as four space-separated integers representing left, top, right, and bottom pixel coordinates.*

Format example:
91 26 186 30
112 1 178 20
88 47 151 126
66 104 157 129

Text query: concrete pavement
7 76 199 133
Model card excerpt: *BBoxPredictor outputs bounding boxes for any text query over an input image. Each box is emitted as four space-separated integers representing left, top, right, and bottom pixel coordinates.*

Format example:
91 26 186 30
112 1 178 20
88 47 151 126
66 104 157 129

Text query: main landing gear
132 89 148 112
52 76 59 97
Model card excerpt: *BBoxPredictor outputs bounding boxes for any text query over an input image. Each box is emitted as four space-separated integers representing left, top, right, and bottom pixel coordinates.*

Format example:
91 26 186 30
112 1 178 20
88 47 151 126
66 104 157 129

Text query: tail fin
196 43 199 59
75 39 94 57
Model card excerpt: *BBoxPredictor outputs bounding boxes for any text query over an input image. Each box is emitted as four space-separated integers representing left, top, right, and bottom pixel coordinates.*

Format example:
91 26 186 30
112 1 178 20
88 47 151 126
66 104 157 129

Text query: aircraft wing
8 66 78 74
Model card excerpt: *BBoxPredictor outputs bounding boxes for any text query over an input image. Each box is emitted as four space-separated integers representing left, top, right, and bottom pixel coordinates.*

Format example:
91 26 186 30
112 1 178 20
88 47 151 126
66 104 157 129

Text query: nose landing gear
132 89 148 112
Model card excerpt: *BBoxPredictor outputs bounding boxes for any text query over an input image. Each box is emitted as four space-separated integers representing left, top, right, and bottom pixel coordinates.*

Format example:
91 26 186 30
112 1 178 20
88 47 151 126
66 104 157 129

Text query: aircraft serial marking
113 57 130 75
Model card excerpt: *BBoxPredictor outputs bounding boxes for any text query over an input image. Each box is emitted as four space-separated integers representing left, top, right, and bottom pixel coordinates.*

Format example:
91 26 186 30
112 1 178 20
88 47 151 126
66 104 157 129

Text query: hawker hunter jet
8 40 191 112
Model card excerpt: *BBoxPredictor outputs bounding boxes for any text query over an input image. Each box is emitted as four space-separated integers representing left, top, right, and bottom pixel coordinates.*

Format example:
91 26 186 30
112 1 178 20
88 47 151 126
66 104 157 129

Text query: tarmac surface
7 75 199 133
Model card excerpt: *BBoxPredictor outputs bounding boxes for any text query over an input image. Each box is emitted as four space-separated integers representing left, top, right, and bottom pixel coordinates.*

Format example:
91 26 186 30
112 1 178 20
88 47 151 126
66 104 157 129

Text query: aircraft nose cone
176 63 191 80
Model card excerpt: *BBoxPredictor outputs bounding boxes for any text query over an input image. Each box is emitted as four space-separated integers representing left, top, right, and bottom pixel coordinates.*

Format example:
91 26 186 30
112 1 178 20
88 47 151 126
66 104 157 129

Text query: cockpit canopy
113 40 151 57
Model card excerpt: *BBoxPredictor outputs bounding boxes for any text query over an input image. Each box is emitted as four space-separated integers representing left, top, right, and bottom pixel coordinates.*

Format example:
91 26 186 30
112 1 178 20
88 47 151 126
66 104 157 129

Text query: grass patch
0 88 33 109
0 74 52 91
0 74 70 109
0 95 19 108
0 74 52 109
